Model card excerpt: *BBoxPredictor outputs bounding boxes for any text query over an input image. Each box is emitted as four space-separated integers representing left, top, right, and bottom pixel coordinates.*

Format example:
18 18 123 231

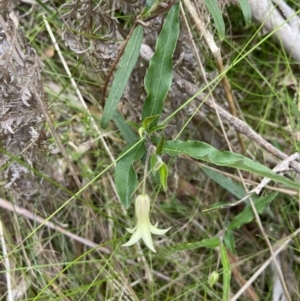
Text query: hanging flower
122 194 171 253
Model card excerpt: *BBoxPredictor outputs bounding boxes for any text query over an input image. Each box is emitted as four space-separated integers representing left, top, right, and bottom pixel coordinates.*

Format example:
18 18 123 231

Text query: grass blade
101 25 144 129
113 110 138 144
204 0 225 40
142 2 180 124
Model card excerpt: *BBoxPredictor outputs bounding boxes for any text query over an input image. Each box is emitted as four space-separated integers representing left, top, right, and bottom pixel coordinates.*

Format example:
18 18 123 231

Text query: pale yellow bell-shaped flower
122 194 171 253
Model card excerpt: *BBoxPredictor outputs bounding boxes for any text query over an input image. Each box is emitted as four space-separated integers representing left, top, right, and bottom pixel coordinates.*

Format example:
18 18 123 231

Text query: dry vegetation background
0 0 300 300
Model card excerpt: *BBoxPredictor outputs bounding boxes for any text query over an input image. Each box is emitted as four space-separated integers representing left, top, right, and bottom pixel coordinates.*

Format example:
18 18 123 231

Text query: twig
143 0 179 22
249 0 300 63
230 228 300 301
217 153 300 209
227 250 259 301
0 197 109 253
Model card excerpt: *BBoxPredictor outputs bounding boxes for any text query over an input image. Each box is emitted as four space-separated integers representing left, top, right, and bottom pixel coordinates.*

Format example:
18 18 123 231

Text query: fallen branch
249 0 300 63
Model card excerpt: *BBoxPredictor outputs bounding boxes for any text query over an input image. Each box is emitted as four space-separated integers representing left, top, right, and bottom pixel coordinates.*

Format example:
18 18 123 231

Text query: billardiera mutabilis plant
122 194 171 253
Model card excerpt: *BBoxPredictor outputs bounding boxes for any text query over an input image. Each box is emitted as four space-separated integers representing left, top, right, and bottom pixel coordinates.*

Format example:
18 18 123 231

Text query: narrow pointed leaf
163 140 300 190
115 141 146 207
151 155 158 173
228 192 278 231
113 110 138 144
204 0 225 40
238 0 251 26
201 166 258 202
101 25 144 129
142 2 180 124
125 120 140 130
149 124 167 134
142 114 159 129
156 134 165 155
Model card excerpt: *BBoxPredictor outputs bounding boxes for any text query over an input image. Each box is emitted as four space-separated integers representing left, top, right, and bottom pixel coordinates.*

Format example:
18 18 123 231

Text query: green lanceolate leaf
113 110 138 144
163 140 300 190
101 25 144 129
115 141 146 207
228 192 278 231
201 166 258 201
204 0 225 40
220 242 231 301
125 120 140 130
238 0 252 26
156 134 165 155
142 114 159 129
142 2 180 125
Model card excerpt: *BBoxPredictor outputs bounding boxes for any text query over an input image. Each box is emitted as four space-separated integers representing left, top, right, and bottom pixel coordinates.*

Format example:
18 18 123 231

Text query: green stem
142 144 152 195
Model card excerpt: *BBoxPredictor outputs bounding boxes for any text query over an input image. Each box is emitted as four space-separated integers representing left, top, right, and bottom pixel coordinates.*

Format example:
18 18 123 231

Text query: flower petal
122 229 142 247
140 226 156 253
125 226 137 234
150 224 171 235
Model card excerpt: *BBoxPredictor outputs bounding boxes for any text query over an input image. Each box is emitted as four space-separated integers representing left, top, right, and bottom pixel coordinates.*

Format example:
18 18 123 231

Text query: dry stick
183 0 245 154
230 228 300 301
196 161 297 196
143 0 179 22
227 250 259 301
213 153 300 209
